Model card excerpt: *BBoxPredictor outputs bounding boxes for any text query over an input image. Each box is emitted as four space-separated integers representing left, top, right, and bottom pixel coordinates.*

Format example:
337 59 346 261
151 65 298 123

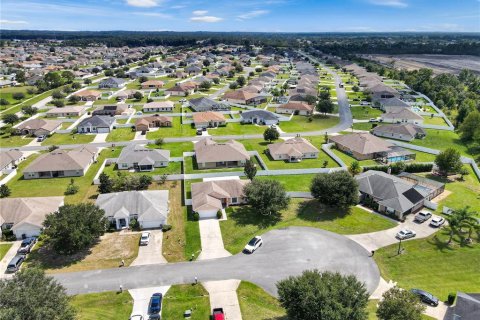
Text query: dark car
411 289 439 306
17 237 37 254
148 293 163 315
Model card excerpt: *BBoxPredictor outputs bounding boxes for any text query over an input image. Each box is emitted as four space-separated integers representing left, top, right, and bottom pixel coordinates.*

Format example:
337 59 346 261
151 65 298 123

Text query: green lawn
255 174 318 192
106 128 135 142
331 148 378 166
375 230 480 301
279 115 339 133
149 141 194 157
0 243 13 261
184 178 202 200
367 300 435 320
352 122 375 131
70 291 133 320
237 281 287 320
209 123 266 136
409 130 474 159
184 155 260 174
0 130 34 147
220 198 396 254
422 116 447 126
0 86 35 104
350 107 382 120
103 161 182 177
41 133 95 146
146 117 197 139
162 284 210 320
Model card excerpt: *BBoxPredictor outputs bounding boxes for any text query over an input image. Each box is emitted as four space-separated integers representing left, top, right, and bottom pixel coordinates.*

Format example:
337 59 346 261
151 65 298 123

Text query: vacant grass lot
422 116 447 126
41 133 95 146
146 117 197 139
106 128 135 142
149 141 194 157
70 291 133 320
350 106 382 120
279 115 339 133
220 198 396 254
409 130 473 158
162 284 210 320
0 86 35 104
237 281 287 320
103 161 182 177
0 243 13 260
254 174 317 192
209 123 267 136
352 122 375 131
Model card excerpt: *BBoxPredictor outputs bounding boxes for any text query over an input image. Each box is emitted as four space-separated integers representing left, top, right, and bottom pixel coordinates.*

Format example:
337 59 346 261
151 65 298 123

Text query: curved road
53 227 380 297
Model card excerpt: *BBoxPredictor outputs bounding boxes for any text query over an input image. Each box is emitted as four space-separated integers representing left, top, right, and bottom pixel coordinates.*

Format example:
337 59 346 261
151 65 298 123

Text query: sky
1 0 479 32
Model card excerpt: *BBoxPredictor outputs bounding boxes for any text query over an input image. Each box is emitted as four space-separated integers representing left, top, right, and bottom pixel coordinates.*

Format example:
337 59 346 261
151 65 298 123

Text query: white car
396 229 416 240
430 216 445 228
244 236 263 253
140 232 150 246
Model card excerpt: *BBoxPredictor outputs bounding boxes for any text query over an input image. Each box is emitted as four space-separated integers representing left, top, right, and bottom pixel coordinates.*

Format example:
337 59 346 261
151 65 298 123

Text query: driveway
92 132 108 143
129 286 170 319
0 241 21 279
203 280 242 320
198 219 230 260
130 230 167 266
54 227 379 296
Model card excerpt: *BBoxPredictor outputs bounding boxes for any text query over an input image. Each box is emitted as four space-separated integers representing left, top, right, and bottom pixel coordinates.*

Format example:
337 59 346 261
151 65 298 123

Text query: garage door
14 227 41 239
97 127 110 133
140 220 164 229
199 210 217 219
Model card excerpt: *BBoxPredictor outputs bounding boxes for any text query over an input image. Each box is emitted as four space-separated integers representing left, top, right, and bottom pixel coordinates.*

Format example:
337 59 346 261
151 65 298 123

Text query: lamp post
397 238 403 255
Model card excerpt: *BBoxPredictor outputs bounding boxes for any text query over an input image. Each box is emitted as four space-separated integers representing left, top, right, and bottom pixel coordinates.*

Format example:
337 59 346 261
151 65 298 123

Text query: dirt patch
431 190 452 203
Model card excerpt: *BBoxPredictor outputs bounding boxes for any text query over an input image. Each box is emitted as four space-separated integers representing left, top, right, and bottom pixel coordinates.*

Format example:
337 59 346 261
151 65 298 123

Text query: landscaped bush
193 212 200 221
362 163 433 174
1 229 16 241
448 292 456 305
161 224 172 232
216 210 222 219
129 218 140 231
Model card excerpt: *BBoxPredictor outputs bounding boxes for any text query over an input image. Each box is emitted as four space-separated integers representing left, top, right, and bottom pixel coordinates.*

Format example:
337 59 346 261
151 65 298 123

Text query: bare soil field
362 54 480 74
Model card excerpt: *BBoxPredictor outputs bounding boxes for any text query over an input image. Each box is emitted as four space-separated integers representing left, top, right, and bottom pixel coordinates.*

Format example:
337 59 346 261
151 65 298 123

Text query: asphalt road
53 227 380 297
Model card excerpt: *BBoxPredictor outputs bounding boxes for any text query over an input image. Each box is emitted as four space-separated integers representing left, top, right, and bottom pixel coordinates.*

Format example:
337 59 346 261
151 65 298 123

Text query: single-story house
240 110 279 126
117 145 170 171
0 150 24 172
141 80 164 89
188 97 230 112
92 104 129 116
116 89 140 100
276 102 313 116
191 179 249 218
73 90 101 101
194 138 250 169
381 108 424 124
23 145 98 179
445 292 480 320
77 115 115 133
372 124 426 142
376 97 410 110
98 77 126 89
223 90 267 105
96 190 169 229
192 111 226 129
15 119 62 137
356 170 430 220
165 83 196 96
0 196 64 239
134 115 172 132
45 106 87 118
268 137 319 162
142 101 174 113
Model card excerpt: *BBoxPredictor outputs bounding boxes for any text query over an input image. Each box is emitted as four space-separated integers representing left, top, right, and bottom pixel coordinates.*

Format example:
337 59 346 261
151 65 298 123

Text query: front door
118 219 127 228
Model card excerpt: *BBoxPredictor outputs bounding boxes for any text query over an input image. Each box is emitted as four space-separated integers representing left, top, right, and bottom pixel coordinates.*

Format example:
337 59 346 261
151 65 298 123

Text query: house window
231 197 238 203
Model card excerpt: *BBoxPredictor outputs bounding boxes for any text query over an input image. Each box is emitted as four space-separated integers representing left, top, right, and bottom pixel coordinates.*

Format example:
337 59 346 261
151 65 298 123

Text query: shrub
129 218 140 231
1 228 16 241
448 292 456 305
193 212 200 221
362 163 433 174
216 210 222 219
162 224 172 232
64 182 79 195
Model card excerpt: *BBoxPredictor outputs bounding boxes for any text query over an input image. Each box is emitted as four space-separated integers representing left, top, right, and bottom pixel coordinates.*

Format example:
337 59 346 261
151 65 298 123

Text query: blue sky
1 0 479 32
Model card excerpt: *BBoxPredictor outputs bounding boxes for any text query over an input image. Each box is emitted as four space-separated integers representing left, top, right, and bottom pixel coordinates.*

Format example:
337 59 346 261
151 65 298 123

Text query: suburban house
96 190 169 229
329 132 416 163
377 97 410 111
23 145 98 179
276 102 314 116
191 179 249 218
77 115 115 133
98 77 126 89
194 138 250 169
165 83 196 96
268 137 319 162
15 119 62 137
188 97 230 112
356 170 431 220
223 90 267 105
141 80 164 89
117 145 170 171
381 107 424 124
240 109 279 126
192 111 226 129
0 196 64 239
445 292 480 320
45 106 87 118
142 101 174 113
73 90 101 101
0 150 24 172
134 115 172 132
116 89 140 100
372 123 426 142
92 104 129 116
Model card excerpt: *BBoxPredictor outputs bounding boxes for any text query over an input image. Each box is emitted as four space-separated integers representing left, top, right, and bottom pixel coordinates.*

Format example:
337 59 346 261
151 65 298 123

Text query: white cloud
237 10 269 20
190 15 223 23
368 0 408 8
125 0 162 8
133 12 172 18
171 5 186 9
192 10 208 16
0 19 28 25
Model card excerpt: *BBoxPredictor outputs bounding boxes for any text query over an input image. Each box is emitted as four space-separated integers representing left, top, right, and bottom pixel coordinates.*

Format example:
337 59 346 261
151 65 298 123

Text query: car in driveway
37 135 46 142
395 229 416 240
414 211 432 223
212 308 225 320
148 293 163 315
6 254 26 273
129 315 143 320
430 216 445 228
17 237 37 254
244 236 263 253
140 232 151 246
411 288 439 306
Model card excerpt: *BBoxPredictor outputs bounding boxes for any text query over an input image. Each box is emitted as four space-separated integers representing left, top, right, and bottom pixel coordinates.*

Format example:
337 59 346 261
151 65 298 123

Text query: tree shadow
296 199 352 223
228 205 282 229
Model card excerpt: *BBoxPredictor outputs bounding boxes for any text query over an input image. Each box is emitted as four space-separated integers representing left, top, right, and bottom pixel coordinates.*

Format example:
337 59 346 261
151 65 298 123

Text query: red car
212 308 225 320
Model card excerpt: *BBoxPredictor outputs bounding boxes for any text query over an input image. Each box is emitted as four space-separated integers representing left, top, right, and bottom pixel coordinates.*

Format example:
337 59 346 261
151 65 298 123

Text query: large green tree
376 287 425 320
459 111 480 143
310 171 358 206
263 127 280 143
243 179 290 216
2 113 19 125
277 270 369 320
243 159 257 180
0 268 76 320
434 148 462 176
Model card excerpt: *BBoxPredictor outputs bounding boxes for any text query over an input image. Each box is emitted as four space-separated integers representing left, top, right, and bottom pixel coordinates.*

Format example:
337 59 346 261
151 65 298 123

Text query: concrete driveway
93 132 108 143
198 219 231 260
131 230 167 266
0 241 21 279
54 227 380 296
129 286 170 319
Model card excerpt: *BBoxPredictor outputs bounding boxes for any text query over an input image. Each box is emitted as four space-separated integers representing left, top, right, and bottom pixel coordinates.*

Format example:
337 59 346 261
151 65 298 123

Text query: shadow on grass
296 200 352 222
227 205 282 229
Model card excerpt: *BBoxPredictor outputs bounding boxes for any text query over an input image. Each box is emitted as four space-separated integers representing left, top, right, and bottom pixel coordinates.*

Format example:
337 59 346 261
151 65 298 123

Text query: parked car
148 293 163 315
430 216 445 228
17 237 37 254
395 229 416 240
414 211 432 223
196 128 203 135
368 118 378 122
37 135 46 142
6 254 26 273
129 315 143 320
244 236 263 253
140 232 151 246
212 308 225 320
410 288 439 306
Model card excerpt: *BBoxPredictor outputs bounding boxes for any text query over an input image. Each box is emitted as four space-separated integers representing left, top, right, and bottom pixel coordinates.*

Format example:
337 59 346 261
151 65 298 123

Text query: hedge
362 162 433 174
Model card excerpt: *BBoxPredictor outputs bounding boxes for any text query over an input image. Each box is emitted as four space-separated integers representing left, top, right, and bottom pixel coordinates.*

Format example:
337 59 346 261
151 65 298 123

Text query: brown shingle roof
330 132 394 155
194 138 249 163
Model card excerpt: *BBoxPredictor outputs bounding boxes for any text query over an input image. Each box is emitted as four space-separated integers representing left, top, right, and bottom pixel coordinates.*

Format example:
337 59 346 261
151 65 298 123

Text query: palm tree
445 214 460 244
349 161 362 176
454 206 479 242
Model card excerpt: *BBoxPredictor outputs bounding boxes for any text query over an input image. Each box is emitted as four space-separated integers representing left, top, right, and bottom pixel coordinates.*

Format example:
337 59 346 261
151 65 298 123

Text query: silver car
395 229 416 240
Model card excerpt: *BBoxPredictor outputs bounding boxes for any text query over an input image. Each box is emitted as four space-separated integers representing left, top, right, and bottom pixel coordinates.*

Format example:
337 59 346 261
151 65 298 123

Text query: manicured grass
60 122 73 129
115 118 128 124
103 161 182 177
220 198 396 254
106 128 135 142
209 123 266 136
422 116 447 126
184 178 202 200
408 149 436 162
41 133 95 146
0 86 35 104
0 130 34 147
146 117 197 139
0 243 13 261
237 281 286 320
331 148 378 166
149 141 193 157
352 122 375 131
163 284 210 320
374 230 480 301
70 291 133 320
367 300 435 320
409 130 473 159
255 174 317 192
279 115 339 133
350 106 382 120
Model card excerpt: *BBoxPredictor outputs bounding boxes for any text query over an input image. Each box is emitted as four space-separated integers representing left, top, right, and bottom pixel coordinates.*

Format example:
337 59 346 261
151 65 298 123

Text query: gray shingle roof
117 145 169 164
241 109 279 121
78 115 115 128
